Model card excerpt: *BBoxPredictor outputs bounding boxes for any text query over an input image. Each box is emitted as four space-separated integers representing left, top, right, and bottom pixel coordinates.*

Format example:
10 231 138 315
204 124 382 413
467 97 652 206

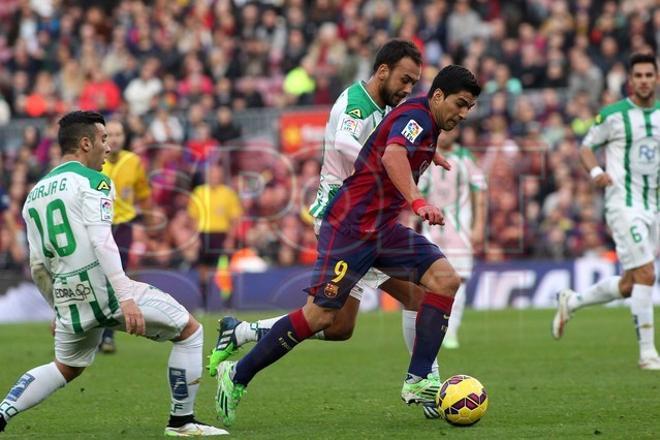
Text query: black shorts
305 221 445 309
198 232 227 266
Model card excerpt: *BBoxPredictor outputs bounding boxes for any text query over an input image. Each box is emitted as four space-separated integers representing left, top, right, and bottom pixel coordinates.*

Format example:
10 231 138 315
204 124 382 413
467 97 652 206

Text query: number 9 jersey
22 161 121 333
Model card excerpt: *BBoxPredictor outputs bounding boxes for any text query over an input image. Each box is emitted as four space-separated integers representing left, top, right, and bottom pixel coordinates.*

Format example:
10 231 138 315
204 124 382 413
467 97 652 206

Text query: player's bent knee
173 315 200 342
424 269 461 296
302 303 337 332
323 321 354 341
54 360 85 382
632 264 656 286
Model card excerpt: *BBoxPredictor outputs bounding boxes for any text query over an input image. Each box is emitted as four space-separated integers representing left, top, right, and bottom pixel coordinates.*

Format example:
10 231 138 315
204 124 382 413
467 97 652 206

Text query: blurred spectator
124 57 162 116
213 106 242 144
78 69 121 113
283 56 316 105
150 105 184 143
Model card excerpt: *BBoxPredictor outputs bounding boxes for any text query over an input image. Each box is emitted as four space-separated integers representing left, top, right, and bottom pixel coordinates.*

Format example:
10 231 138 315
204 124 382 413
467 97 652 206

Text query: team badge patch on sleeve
402 119 424 143
100 198 113 222
340 115 362 137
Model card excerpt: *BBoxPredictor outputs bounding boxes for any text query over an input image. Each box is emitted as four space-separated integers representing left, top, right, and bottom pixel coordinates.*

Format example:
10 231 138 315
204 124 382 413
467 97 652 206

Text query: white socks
630 284 657 359
402 310 440 377
0 362 66 423
168 325 203 416
568 276 622 312
446 284 466 340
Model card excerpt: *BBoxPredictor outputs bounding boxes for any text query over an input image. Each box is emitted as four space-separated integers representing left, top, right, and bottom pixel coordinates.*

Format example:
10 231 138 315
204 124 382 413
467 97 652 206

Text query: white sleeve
87 223 134 302
81 185 134 301
334 113 367 160
81 185 115 226
582 114 610 150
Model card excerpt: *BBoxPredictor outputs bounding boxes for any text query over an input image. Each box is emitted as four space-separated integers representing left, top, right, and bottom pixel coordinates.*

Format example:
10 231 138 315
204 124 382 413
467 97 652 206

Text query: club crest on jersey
100 198 113 222
402 119 423 143
324 282 339 298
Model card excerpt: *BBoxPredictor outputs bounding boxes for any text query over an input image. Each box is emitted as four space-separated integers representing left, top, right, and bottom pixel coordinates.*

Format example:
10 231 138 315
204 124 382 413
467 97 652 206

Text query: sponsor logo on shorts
324 283 339 298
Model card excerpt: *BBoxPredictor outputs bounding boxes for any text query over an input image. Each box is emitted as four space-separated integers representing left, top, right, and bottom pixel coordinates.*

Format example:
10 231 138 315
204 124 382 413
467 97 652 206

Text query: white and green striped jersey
418 144 486 234
22 161 120 333
583 98 660 211
309 81 387 218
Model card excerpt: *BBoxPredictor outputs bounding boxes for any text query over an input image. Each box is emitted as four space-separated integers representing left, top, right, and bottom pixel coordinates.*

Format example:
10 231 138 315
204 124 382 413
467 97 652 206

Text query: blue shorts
305 221 445 309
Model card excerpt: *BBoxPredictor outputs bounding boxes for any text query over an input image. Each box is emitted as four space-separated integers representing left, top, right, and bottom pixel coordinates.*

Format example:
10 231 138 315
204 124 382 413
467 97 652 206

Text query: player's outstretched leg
215 361 246 427
214 307 319 426
552 288 574 340
208 312 331 376
552 277 623 340
401 309 441 418
208 317 246 375
0 362 68 432
403 259 459 405
164 319 228 436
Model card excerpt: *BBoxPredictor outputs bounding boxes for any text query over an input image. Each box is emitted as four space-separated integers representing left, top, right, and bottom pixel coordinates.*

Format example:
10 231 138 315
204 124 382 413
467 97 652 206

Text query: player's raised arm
381 143 443 226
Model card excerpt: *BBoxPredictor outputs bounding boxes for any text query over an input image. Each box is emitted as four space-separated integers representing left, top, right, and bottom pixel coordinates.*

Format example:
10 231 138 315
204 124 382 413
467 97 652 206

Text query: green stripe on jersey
69 304 83 334
622 110 633 207
642 175 650 210
643 110 653 137
642 109 655 211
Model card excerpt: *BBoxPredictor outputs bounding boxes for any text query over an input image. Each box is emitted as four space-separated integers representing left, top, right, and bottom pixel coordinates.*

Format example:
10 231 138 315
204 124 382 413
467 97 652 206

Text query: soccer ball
435 375 488 426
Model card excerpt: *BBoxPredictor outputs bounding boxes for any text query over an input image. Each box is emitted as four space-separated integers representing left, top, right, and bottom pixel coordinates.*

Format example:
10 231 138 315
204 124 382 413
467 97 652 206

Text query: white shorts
425 223 473 279
54 286 190 367
314 217 389 301
605 207 659 271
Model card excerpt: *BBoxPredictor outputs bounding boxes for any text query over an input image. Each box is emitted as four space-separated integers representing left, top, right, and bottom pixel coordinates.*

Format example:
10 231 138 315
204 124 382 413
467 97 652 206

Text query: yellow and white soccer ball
435 375 488 426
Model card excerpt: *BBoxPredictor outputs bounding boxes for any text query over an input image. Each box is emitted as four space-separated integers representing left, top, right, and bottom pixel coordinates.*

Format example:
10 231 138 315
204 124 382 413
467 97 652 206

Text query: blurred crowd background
0 0 658 278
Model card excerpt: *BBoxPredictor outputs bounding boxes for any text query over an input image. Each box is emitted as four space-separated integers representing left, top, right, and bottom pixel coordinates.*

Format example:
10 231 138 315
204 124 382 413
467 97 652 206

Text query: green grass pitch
1 307 659 439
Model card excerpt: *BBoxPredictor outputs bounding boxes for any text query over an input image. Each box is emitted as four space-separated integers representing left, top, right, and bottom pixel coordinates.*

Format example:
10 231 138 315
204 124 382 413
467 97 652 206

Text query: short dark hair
427 65 481 99
372 39 422 73
629 52 657 72
58 111 105 154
